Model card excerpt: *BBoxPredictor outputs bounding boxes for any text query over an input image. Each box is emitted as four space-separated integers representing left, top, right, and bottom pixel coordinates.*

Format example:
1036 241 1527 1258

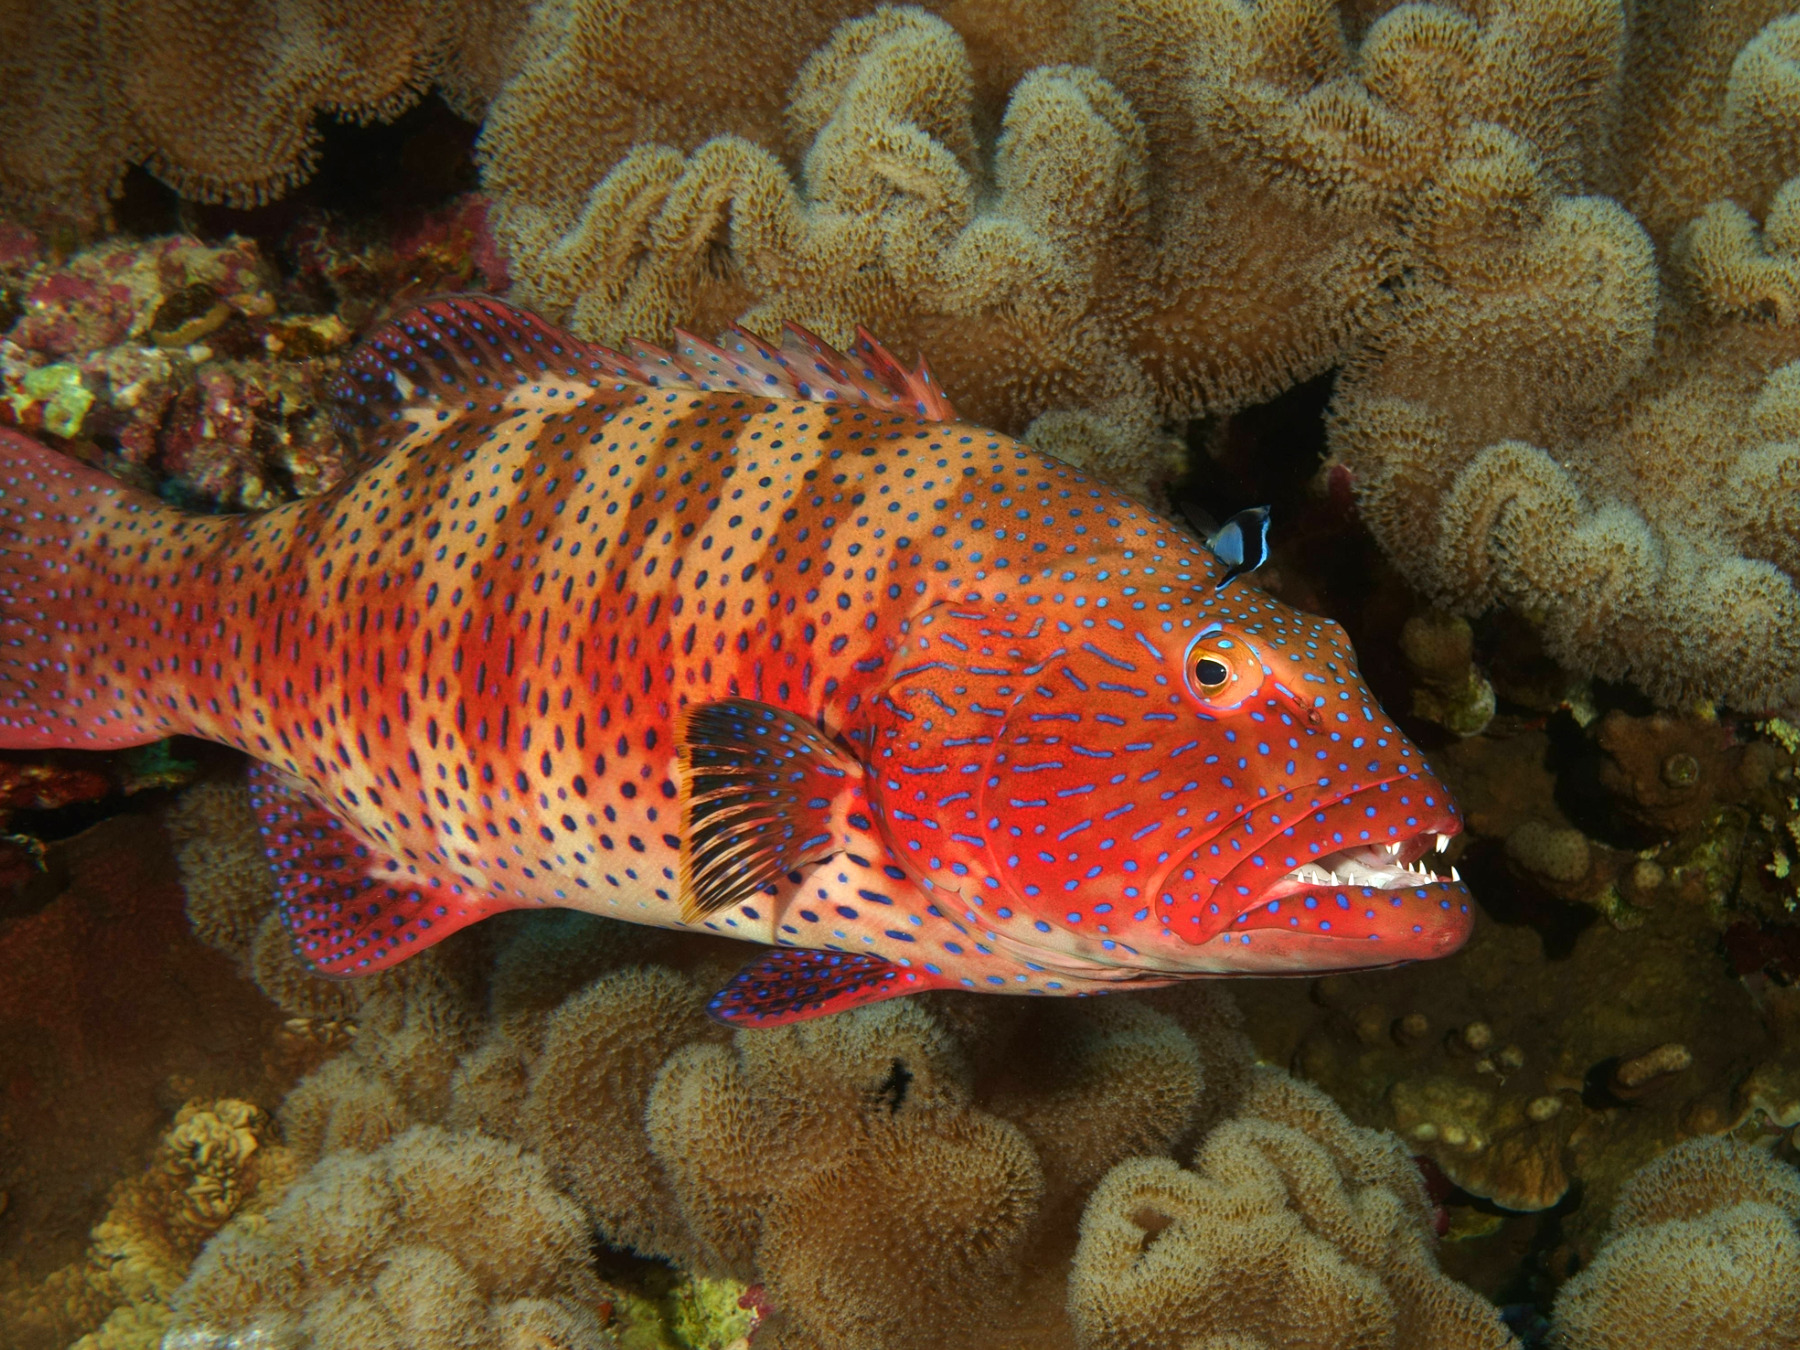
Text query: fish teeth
1435 833 1450 853
1450 866 1461 883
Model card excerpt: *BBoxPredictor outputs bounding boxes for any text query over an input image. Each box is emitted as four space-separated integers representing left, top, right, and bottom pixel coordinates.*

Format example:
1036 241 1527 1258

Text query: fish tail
0 428 224 749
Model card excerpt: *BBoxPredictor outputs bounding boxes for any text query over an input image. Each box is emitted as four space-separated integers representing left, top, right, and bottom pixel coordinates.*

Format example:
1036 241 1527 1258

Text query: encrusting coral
1548 1136 1800 1350
0 0 531 220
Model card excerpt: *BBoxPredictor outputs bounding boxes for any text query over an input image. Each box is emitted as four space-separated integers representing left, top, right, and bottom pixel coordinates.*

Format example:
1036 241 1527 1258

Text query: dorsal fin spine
329 296 960 442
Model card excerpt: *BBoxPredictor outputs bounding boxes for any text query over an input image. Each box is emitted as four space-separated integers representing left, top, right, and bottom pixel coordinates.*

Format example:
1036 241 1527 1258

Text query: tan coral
1549 1136 1800 1350
1068 1067 1518 1350
279 1054 414 1168
3 1100 299 1350
1333 165 1800 711
759 1109 1043 1350
521 965 731 1262
1328 3 1800 713
166 1125 612 1350
480 0 1614 500
1388 1073 1572 1212
1602 1 1800 244
971 999 1205 1216
165 778 273 962
0 0 531 220
167 777 362 1021
496 958 1258 1347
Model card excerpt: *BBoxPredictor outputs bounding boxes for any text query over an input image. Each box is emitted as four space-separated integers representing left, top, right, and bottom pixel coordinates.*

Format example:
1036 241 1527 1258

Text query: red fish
0 296 1472 1025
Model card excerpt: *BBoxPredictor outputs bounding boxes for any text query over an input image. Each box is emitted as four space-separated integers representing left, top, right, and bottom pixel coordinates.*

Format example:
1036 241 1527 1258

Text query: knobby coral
0 0 531 220
1548 1135 1800 1350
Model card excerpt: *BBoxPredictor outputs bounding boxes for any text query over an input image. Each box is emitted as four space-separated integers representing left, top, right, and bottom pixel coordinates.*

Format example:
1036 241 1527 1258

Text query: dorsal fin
328 296 959 461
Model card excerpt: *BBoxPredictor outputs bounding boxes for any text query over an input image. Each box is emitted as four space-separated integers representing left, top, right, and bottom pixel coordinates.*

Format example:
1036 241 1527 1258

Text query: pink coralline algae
0 196 511 510
0 232 339 508
286 192 513 333
9 236 271 358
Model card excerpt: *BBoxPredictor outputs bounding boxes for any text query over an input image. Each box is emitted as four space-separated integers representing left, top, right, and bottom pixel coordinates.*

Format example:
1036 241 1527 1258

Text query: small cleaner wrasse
0 297 1471 1025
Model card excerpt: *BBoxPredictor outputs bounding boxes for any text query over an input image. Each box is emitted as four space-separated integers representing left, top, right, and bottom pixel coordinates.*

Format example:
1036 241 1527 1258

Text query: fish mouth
1206 825 1474 968
1258 833 1461 903
1149 769 1474 967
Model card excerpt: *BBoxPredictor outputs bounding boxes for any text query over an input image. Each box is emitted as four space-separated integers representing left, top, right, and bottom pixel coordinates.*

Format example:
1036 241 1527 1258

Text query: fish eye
1183 631 1266 707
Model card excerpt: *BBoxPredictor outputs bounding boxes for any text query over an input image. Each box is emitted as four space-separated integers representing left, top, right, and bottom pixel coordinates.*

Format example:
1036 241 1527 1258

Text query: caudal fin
0 429 219 749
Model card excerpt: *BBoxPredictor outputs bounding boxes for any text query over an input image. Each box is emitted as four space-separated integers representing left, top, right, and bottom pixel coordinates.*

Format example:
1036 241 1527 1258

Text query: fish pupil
1195 657 1229 688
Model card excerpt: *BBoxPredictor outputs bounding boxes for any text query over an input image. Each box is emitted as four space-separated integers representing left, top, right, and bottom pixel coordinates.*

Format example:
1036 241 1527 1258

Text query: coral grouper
0 297 1472 1024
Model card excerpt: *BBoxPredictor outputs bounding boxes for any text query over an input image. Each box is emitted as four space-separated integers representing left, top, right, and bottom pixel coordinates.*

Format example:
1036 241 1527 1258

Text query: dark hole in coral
876 1056 912 1113
704 204 738 280
1474 608 1570 714
1177 368 1435 722
589 1238 680 1293
147 282 229 342
1580 1056 1632 1111
1484 1179 1585 1336
1128 1205 1174 1253
1540 695 1666 850
1459 837 1595 961
1483 1180 1584 1346
1175 369 1336 535
112 93 480 267
0 282 22 335
1722 920 1800 984
1377 264 1417 298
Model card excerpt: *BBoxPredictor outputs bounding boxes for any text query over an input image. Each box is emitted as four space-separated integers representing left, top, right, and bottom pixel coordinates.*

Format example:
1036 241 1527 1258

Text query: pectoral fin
674 699 866 923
